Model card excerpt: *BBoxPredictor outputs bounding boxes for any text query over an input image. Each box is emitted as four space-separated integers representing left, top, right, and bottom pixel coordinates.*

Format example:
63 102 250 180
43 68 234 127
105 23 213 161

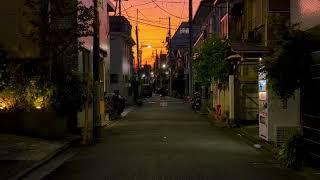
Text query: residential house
218 0 319 149
290 0 320 162
216 0 296 145
193 0 231 119
109 16 135 103
192 0 311 146
171 22 199 96
77 0 115 129
0 0 115 135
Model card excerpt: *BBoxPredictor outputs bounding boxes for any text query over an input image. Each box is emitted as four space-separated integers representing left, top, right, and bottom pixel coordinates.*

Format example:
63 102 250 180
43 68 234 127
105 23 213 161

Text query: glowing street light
162 64 166 68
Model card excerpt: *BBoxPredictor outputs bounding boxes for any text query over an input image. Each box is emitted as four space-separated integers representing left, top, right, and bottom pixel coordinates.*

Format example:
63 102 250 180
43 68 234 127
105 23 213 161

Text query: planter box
20 112 67 139
0 112 21 133
0 112 67 139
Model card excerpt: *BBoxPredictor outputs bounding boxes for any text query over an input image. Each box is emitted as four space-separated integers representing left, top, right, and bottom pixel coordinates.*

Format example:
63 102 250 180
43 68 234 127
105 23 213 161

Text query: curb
206 113 275 154
104 106 135 128
10 135 80 180
231 127 274 154
121 107 135 118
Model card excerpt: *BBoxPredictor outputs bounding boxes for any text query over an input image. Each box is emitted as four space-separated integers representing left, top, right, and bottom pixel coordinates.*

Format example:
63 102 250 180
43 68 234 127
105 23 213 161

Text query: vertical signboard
259 72 268 140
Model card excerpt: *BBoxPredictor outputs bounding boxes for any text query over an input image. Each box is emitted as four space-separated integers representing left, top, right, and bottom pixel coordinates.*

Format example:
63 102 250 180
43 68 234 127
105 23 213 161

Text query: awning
227 42 270 62
231 42 269 53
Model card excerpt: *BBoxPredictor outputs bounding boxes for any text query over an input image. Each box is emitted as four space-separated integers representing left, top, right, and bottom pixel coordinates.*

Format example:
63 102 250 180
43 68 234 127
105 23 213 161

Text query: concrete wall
210 80 230 119
268 89 300 143
110 36 123 95
110 35 132 98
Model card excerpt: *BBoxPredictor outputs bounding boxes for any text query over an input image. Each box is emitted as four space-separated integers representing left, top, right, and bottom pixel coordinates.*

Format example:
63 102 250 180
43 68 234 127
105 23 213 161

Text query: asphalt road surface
43 96 308 180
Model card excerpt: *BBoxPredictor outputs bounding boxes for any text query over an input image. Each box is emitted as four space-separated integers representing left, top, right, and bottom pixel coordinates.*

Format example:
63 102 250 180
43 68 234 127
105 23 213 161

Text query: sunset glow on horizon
118 0 201 66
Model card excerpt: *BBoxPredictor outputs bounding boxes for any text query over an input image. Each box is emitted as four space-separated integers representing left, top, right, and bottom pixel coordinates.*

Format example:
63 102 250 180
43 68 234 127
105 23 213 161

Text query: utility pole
169 17 171 39
136 9 141 98
119 0 121 16
188 0 193 96
92 0 101 138
116 0 128 16
168 16 172 96
136 9 140 77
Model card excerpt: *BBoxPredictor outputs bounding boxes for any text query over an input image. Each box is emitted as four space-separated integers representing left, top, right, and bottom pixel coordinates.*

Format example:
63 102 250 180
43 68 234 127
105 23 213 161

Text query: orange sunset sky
119 0 201 66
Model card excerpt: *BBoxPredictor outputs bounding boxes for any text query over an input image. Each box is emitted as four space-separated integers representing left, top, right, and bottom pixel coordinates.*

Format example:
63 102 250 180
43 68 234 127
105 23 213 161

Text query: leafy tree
193 35 230 86
0 0 94 121
263 15 320 104
24 0 94 63
0 51 51 112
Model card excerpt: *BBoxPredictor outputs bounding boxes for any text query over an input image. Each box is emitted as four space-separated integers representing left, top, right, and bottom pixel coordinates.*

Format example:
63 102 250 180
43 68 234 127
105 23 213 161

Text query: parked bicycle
191 92 201 111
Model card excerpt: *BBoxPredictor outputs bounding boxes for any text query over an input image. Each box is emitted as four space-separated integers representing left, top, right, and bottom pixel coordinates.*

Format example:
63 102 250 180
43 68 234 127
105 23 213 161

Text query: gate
303 51 320 163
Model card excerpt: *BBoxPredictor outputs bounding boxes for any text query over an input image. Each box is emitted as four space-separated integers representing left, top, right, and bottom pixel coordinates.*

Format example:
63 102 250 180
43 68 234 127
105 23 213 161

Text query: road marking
121 107 135 117
160 102 168 107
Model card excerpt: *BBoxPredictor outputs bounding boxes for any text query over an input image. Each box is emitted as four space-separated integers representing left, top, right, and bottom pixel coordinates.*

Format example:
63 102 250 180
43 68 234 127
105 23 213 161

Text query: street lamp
140 43 152 67
162 64 166 69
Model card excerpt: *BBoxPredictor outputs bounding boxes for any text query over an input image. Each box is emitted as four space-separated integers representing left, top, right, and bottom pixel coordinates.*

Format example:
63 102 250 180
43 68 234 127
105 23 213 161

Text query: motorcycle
191 92 201 111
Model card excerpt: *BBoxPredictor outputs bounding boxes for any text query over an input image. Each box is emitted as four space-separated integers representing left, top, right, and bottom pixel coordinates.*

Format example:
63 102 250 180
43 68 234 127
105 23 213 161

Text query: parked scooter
112 90 125 115
105 91 126 120
191 92 201 111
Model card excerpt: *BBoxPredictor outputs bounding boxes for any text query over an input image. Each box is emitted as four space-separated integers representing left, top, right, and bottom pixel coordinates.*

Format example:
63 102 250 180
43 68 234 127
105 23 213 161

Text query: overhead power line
154 0 186 3
122 2 179 27
150 0 188 19
122 2 130 18
125 14 180 28
125 1 153 10
180 0 186 19
125 0 186 11
127 17 172 29
138 9 152 22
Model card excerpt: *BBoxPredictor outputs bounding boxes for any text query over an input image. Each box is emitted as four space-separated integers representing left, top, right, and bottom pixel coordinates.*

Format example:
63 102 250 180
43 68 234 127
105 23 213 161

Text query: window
179 28 189 34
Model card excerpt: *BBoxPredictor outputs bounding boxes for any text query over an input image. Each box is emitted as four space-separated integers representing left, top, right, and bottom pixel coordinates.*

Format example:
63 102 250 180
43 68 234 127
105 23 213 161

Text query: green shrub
51 71 88 116
278 131 305 170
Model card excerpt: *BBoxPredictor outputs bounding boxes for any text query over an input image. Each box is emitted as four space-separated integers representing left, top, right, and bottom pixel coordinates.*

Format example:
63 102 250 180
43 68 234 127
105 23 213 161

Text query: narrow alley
42 96 307 180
